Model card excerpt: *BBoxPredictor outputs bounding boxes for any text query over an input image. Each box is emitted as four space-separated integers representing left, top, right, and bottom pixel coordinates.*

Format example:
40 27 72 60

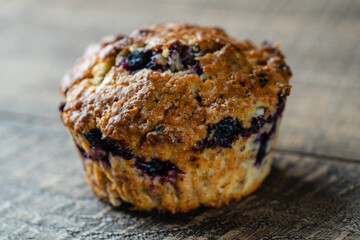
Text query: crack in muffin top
60 22 291 161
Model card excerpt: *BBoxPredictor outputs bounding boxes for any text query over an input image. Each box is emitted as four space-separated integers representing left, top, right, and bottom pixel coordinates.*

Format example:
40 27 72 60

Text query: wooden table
1 0 359 239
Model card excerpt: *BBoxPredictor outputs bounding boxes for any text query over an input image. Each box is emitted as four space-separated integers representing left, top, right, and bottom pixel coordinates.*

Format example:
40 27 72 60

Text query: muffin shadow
112 157 350 238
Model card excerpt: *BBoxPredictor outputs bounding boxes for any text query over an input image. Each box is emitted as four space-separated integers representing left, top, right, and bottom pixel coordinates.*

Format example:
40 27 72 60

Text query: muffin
59 22 291 213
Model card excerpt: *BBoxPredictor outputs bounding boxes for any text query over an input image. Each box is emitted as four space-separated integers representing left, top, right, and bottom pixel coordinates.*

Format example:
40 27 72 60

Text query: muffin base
70 118 281 213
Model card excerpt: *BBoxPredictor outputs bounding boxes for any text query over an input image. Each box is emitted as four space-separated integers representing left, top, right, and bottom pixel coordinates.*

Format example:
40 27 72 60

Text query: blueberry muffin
59 22 291 213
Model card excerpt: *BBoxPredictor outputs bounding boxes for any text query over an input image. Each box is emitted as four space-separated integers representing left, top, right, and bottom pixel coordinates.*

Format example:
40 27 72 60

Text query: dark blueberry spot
83 129 103 146
146 60 163 72
211 117 240 145
123 51 153 71
135 158 172 176
254 134 267 167
270 93 286 121
256 73 268 87
195 95 202 105
254 119 278 167
279 63 286 70
185 55 197 67
102 139 134 160
194 117 242 150
118 43 204 76
170 44 200 69
193 93 286 152
81 129 184 184
154 125 164 132
274 61 291 75
170 43 188 58
88 148 108 162
240 117 266 139
190 61 203 75
82 129 134 164
134 158 183 184
59 102 66 112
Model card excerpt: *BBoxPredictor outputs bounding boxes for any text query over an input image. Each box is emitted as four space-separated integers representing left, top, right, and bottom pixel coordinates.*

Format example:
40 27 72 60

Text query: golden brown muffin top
60 22 291 160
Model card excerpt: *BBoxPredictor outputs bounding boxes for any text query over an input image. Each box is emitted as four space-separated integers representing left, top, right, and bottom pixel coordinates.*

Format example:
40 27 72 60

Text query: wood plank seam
276 149 360 164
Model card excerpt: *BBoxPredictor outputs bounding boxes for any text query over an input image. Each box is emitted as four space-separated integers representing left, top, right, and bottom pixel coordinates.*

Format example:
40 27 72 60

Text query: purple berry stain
134 158 183 185
123 51 153 71
82 129 134 165
194 93 286 152
81 129 183 184
59 102 66 112
205 117 242 149
252 93 287 166
254 119 278 167
118 43 203 75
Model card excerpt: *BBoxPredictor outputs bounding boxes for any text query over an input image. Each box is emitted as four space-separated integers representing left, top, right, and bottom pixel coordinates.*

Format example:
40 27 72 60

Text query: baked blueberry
134 158 183 183
83 129 134 162
117 43 204 76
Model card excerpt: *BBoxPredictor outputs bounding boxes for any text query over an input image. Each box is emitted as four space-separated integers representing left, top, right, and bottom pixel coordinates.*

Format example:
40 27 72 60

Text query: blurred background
1 0 359 160
1 0 360 238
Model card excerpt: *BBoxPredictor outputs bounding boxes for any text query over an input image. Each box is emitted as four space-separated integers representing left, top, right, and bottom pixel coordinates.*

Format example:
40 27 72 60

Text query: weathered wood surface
0 0 360 239
1 120 360 239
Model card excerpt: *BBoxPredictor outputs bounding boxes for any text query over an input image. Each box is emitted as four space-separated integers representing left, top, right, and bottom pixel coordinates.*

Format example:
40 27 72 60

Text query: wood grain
0 0 359 239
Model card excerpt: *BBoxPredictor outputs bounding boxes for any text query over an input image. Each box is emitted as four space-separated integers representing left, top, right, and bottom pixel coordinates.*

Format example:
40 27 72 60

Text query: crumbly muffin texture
60 22 291 213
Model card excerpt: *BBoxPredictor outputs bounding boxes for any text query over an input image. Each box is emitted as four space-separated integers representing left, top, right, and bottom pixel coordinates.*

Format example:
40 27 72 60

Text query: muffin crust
60 22 291 212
